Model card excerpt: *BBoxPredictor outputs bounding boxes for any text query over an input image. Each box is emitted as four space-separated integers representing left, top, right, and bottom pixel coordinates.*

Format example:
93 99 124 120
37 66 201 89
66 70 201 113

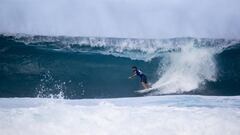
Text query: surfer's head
132 66 137 71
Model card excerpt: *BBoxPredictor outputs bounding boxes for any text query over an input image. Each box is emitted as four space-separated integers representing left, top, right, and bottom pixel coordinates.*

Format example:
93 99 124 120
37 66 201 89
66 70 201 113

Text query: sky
0 0 240 38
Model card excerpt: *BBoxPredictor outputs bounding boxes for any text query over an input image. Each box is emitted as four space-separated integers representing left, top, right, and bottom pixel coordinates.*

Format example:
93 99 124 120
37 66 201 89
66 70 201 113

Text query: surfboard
135 87 158 94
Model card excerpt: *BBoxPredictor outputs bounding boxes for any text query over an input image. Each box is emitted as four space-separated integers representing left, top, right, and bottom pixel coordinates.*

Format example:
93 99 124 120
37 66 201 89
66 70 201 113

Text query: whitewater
0 96 240 135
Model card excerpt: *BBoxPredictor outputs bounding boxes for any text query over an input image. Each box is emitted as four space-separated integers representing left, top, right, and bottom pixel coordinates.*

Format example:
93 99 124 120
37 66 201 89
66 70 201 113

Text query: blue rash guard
135 69 148 83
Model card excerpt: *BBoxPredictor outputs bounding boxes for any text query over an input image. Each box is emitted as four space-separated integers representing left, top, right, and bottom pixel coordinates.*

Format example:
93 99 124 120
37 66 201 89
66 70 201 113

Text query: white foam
152 42 217 93
9 34 238 63
0 96 240 135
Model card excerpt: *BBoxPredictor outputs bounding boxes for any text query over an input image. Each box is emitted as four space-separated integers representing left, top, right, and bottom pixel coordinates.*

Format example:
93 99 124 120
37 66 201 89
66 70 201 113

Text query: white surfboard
135 87 158 94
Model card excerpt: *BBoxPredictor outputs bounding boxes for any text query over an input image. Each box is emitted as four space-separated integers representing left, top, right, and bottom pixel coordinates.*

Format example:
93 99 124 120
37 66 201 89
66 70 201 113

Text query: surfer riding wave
129 66 151 89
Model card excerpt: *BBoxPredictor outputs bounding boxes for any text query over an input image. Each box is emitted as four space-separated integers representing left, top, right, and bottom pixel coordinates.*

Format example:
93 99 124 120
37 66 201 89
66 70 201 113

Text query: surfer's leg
142 82 149 89
141 75 150 89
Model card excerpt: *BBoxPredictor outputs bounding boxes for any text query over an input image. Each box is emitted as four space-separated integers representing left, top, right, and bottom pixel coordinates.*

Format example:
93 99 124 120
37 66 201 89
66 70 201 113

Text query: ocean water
0 34 240 135
0 34 240 98
0 96 240 135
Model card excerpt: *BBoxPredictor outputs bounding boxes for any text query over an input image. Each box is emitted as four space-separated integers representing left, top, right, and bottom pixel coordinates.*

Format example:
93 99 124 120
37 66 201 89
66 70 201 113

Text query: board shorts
140 74 147 83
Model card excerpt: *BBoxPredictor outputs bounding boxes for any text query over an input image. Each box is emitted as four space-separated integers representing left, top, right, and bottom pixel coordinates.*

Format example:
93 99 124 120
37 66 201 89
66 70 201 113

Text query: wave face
0 34 240 98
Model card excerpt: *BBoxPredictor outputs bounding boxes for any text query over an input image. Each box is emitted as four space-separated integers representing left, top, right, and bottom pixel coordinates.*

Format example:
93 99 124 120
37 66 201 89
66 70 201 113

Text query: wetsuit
135 69 148 83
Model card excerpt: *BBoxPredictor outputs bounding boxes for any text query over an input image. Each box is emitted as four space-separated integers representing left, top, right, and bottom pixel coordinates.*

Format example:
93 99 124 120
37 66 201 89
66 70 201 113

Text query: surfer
129 66 150 89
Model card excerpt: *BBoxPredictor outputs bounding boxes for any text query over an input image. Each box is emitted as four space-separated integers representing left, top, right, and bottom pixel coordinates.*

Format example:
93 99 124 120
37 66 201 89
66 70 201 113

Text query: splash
36 71 68 99
152 42 217 93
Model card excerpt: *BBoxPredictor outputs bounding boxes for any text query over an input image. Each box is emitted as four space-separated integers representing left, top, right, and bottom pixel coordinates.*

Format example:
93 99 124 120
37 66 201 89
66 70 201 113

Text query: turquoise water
0 34 240 98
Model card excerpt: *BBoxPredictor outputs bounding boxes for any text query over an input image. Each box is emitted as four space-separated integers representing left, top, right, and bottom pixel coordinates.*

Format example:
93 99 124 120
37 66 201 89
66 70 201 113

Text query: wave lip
2 34 239 61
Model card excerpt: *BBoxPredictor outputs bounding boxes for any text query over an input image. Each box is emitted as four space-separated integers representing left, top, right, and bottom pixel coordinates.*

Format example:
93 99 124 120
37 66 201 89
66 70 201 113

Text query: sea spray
35 71 82 99
152 42 217 93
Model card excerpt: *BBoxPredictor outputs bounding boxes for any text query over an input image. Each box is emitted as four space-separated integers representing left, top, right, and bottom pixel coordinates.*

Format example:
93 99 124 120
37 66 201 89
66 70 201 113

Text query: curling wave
0 34 240 98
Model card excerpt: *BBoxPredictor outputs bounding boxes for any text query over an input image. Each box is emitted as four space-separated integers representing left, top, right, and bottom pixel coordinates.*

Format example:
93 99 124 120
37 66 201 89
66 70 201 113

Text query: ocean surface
0 34 240 98
0 34 240 135
0 95 240 135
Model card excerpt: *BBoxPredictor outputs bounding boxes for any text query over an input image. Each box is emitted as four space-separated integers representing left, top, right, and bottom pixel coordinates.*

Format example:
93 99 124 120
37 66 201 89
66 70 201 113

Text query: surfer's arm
128 73 136 79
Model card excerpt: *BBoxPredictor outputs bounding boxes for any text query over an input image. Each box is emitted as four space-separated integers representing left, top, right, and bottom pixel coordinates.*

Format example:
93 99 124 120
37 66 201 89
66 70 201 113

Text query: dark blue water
0 34 239 98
